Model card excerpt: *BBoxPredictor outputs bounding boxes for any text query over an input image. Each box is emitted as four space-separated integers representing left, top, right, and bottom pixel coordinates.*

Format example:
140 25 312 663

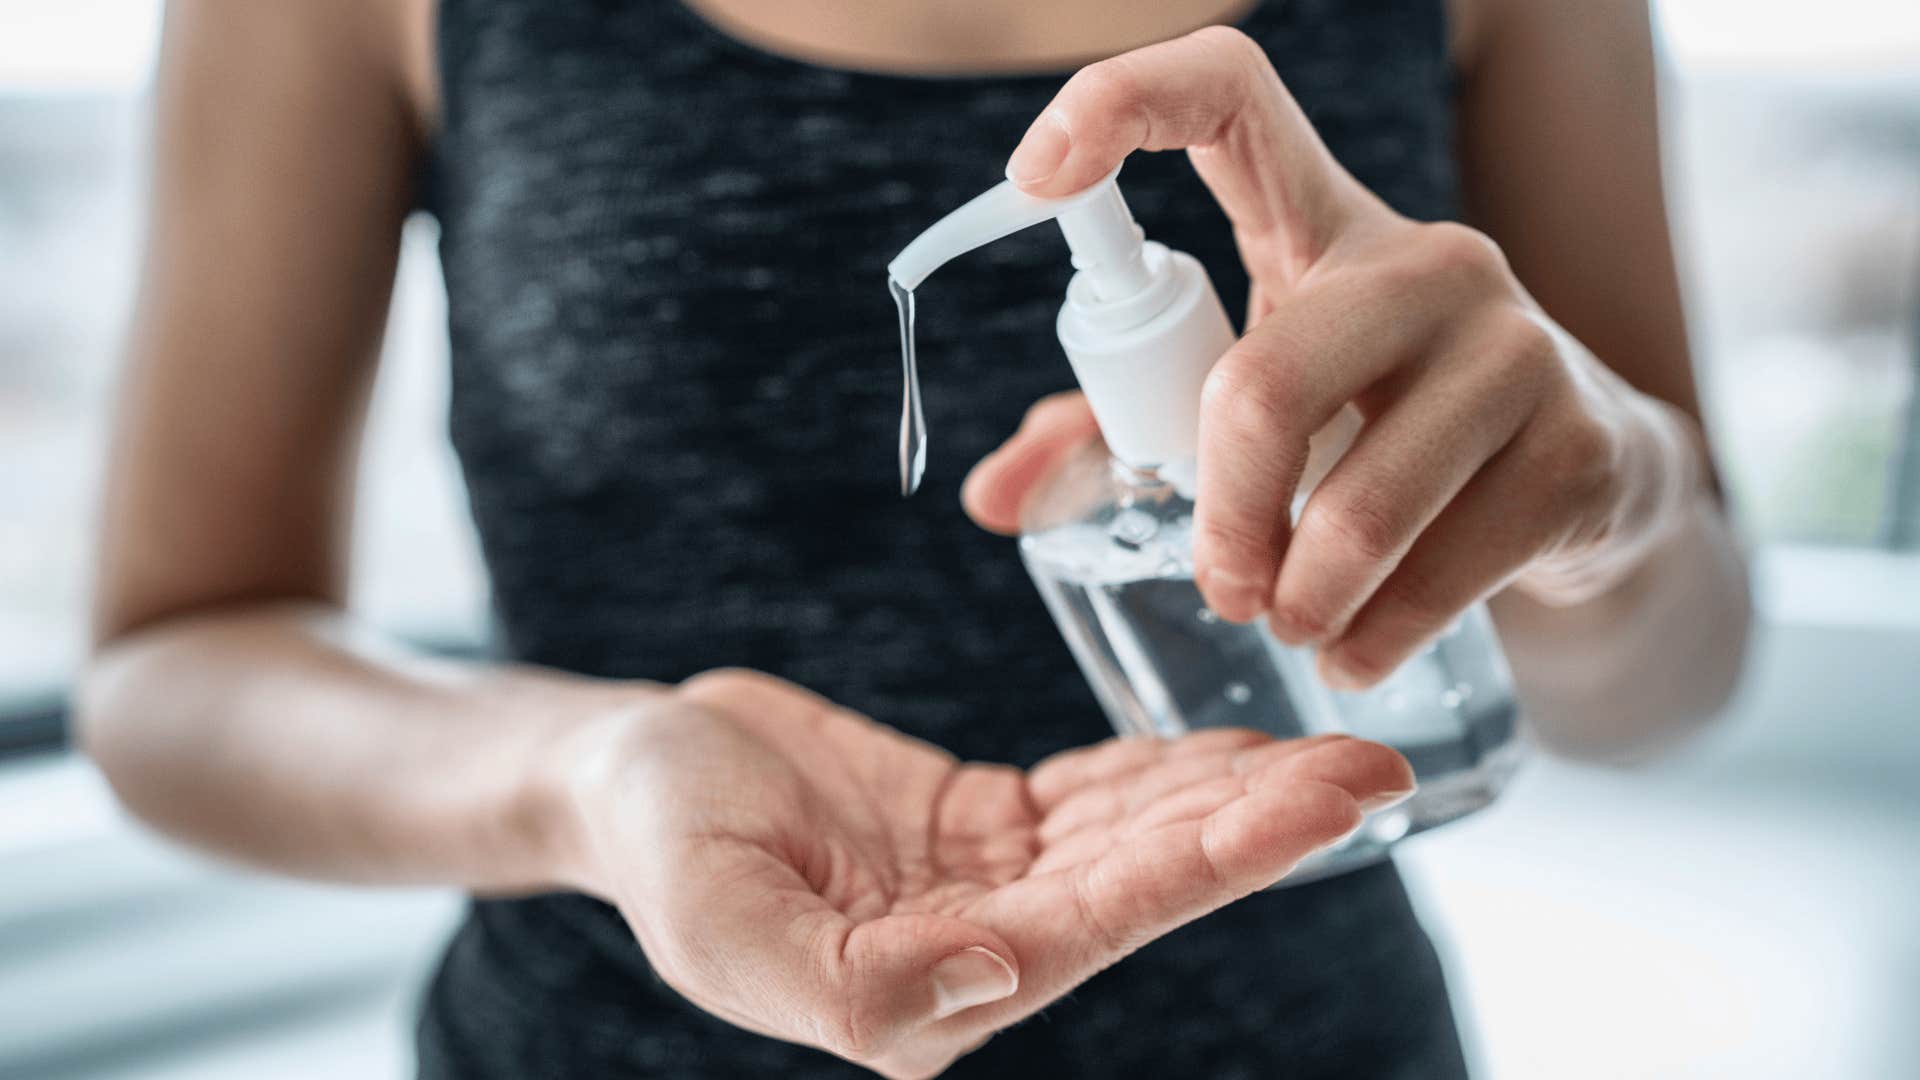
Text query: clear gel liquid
890 277 927 497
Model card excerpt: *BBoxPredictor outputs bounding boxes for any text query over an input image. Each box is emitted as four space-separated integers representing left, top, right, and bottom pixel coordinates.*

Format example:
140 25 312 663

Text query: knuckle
1197 514 1277 576
1190 23 1264 66
1363 242 1430 300
1268 597 1337 643
1070 867 1133 955
1295 777 1366 835
1327 640 1395 688
1374 560 1458 633
815 944 906 1063
1487 307 1558 375
1568 427 1624 514
1413 221 1509 285
1070 59 1145 117
1201 355 1294 444
676 667 762 701
1303 492 1406 564
1560 417 1615 477
1534 413 1620 502
810 960 882 1060
818 1002 885 1062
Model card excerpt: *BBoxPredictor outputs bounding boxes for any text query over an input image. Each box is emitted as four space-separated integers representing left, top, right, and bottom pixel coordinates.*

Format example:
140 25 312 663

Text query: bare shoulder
159 0 436 141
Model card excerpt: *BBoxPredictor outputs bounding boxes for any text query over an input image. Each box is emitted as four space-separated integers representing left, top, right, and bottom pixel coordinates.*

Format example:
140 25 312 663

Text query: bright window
0 1 488 713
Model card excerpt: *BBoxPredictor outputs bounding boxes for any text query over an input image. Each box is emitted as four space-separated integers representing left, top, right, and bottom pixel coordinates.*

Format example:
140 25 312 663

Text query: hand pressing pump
891 168 1523 879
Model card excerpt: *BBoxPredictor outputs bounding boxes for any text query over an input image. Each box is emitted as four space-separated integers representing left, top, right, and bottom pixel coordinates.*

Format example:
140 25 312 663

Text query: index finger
1005 25 1374 272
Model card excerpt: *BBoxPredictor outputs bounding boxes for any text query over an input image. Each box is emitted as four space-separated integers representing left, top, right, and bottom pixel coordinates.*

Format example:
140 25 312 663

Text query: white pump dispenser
888 170 1234 471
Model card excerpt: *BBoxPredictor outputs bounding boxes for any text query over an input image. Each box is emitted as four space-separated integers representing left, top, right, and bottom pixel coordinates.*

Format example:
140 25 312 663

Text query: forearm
77 602 649 891
1491 492 1751 761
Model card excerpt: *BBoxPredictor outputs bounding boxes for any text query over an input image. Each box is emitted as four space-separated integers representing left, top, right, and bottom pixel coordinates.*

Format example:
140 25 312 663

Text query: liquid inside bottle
1019 442 1524 882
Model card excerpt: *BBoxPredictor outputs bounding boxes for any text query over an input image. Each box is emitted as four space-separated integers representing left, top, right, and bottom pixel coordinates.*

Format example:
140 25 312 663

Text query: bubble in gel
1110 507 1157 547
1225 682 1252 705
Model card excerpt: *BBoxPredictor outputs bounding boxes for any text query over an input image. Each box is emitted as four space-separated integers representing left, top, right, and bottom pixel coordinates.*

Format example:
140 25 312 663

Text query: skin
80 1 1750 1077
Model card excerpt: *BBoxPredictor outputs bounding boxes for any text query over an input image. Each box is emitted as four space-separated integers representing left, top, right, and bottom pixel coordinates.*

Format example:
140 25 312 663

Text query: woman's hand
558 669 1412 1079
964 27 1705 691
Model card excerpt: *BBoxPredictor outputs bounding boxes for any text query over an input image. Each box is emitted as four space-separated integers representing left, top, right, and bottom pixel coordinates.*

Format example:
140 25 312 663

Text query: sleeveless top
419 1 1469 1075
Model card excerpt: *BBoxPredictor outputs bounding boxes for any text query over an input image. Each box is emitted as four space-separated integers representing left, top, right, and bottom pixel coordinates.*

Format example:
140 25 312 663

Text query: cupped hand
562 669 1412 1079
965 26 1703 689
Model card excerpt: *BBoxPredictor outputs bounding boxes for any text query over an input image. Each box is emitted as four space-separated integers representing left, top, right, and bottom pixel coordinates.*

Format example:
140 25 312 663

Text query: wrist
515 683 669 898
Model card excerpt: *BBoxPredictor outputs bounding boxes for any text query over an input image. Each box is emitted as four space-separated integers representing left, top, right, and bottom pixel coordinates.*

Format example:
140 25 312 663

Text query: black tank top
419 2 1469 1075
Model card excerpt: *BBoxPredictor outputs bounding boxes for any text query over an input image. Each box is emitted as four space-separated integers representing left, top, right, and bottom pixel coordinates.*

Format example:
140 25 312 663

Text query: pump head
889 168 1236 471
887 169 1152 302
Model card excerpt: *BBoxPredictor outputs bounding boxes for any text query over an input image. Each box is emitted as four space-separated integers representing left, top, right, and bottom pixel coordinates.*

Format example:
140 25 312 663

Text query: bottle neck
1110 454 1199 512
1110 452 1199 504
1111 457 1168 490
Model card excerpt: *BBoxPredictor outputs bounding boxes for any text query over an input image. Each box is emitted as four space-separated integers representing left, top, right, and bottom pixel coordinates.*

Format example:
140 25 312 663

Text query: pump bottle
890 171 1523 879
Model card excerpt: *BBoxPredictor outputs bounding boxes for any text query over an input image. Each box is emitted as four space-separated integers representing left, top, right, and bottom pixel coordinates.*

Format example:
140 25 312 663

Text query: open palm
576 670 1412 1079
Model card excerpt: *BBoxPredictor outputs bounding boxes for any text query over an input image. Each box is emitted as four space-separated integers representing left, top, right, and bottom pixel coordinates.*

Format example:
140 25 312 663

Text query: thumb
963 391 1100 535
780 913 1018 1062
845 914 1021 1031
660 849 1020 1064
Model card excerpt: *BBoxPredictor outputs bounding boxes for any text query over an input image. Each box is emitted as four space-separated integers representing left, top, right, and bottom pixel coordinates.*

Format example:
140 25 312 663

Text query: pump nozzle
888 169 1151 301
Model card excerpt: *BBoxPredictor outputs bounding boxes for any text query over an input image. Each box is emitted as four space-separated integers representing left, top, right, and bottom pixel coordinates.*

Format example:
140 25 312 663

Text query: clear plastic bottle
1019 442 1523 880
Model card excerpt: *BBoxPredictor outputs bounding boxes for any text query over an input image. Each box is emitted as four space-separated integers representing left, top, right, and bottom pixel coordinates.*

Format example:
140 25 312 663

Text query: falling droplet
1225 681 1252 705
890 277 927 496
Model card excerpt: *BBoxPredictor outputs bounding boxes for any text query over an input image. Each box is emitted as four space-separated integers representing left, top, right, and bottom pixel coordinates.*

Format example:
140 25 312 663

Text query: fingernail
929 947 1017 1020
1006 111 1070 185
1360 786 1417 813
1204 572 1268 624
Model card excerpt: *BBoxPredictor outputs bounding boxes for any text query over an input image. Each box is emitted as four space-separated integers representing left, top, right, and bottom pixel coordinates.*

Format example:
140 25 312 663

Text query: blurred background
1 1 1916 1077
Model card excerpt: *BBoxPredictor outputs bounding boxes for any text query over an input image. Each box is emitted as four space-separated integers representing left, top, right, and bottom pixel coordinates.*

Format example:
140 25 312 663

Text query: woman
82 0 1750 1076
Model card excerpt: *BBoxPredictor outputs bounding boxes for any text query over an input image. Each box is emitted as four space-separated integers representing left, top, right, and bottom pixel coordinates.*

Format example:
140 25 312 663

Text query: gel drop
891 277 927 497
